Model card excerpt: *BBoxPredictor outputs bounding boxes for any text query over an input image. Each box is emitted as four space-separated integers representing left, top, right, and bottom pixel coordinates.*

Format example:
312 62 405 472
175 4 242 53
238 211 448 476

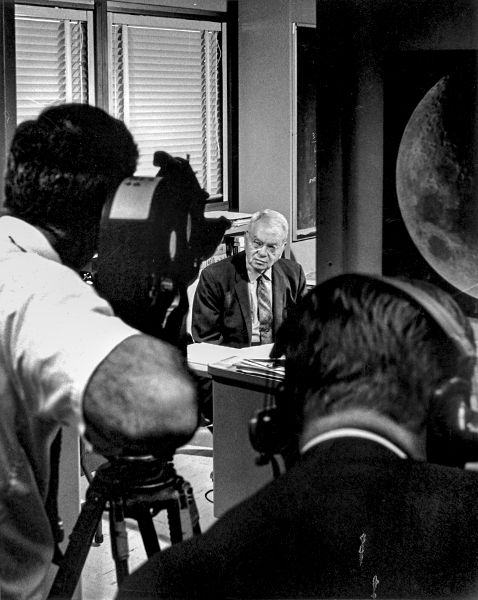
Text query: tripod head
104 454 175 492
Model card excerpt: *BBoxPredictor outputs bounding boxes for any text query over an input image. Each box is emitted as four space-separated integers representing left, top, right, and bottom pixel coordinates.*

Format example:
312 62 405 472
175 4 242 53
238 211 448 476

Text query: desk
187 342 281 517
209 360 280 517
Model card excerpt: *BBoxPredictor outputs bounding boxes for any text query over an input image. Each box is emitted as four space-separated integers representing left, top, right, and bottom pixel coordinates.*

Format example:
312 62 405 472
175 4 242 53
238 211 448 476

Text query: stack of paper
187 343 240 374
205 211 252 228
234 358 285 381
187 342 282 378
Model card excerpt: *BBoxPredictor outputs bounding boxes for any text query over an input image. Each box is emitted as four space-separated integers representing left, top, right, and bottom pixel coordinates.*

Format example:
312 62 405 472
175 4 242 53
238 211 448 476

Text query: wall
315 0 478 284
0 0 17 200
237 0 316 274
111 0 227 10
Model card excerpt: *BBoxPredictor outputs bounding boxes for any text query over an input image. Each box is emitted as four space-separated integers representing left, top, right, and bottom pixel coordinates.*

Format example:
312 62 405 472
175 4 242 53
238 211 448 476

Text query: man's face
245 220 287 274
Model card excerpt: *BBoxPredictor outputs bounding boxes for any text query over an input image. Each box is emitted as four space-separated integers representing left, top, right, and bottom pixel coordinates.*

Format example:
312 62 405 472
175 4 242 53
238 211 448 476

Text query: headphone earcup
248 402 300 469
249 406 285 458
427 377 474 467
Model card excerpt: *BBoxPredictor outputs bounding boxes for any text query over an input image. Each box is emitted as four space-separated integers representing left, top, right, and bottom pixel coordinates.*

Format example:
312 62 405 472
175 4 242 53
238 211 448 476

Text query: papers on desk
204 211 252 228
234 343 274 359
187 343 239 374
234 358 285 381
187 342 277 376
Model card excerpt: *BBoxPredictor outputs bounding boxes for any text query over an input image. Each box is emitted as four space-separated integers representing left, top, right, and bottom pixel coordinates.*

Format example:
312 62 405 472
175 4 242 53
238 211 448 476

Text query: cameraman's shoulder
2 250 79 293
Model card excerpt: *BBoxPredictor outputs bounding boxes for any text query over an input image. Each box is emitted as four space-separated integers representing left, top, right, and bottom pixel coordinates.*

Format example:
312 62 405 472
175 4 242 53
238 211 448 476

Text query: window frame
0 0 17 210
4 0 232 210
108 11 228 203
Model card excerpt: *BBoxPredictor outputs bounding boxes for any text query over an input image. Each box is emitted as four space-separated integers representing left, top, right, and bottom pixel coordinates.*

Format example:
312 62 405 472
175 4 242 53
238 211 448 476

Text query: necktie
257 274 273 344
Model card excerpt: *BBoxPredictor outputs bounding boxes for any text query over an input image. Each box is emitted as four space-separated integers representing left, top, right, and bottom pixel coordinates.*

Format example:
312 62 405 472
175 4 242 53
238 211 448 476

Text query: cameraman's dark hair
276 275 475 437
4 103 138 230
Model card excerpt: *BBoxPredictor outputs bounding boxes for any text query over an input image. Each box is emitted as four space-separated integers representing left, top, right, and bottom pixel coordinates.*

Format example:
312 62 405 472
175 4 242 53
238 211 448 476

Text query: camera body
95 152 229 342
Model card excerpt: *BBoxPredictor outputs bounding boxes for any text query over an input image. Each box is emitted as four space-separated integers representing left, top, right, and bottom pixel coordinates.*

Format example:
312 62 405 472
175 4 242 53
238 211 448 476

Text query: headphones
249 273 478 470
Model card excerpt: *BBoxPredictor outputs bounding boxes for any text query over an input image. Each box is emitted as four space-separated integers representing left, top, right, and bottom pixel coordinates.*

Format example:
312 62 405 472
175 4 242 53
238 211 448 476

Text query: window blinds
14 8 225 201
15 11 90 124
111 19 223 197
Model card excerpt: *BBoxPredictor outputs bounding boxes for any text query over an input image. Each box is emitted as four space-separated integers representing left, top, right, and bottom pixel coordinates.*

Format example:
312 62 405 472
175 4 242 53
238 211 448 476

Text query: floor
80 427 215 600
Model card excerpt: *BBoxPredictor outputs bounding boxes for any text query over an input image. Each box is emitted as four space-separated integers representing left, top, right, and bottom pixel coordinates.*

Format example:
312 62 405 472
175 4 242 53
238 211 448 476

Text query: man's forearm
82 334 198 457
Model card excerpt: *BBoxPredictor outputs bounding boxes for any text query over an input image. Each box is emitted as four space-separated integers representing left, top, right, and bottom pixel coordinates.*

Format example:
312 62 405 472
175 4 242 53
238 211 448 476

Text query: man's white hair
248 209 289 240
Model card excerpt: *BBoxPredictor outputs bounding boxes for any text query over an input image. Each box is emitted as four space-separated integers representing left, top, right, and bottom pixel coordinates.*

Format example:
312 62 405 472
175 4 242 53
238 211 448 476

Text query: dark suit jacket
118 437 478 599
191 251 307 347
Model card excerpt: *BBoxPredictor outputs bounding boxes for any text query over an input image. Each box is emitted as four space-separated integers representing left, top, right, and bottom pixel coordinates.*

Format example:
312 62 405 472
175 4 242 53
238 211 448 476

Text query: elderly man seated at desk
192 208 306 348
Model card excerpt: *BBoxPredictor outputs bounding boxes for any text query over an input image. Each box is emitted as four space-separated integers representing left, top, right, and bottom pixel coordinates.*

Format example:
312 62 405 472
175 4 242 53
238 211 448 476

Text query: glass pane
70 21 89 104
111 21 223 197
15 16 89 124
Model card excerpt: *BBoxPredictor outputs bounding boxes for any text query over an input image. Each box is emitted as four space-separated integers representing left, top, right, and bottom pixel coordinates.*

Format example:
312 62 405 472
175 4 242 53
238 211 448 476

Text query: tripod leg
166 479 201 546
94 518 104 545
167 498 184 545
109 499 130 585
134 506 161 557
178 480 201 539
184 481 201 536
48 490 106 599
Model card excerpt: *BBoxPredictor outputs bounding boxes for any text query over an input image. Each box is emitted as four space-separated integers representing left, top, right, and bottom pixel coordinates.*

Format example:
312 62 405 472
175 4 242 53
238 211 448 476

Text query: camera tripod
48 455 201 599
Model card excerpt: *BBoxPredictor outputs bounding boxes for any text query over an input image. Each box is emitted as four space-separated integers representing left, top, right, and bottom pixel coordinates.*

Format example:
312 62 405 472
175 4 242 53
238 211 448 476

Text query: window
110 15 224 199
13 5 227 203
15 5 93 124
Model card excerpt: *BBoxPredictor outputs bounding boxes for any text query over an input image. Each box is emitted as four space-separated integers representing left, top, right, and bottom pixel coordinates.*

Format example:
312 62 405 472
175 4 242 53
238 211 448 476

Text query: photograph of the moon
396 71 478 298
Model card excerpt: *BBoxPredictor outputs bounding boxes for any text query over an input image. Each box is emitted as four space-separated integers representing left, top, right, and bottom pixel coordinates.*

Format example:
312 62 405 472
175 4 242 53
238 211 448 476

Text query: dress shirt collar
300 427 408 459
0 216 61 263
247 263 272 283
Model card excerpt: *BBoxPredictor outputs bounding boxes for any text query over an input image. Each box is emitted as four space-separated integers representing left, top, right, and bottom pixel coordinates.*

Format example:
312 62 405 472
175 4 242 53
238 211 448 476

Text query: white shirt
0 216 138 600
246 266 272 345
301 427 408 459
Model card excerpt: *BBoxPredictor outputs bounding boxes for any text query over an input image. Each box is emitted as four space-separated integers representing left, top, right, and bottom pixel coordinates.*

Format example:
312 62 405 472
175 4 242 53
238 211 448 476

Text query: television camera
95 150 230 346
48 151 229 599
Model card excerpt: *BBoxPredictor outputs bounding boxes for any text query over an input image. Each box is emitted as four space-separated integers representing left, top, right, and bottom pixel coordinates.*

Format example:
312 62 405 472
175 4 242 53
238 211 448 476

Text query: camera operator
0 104 200 600
118 274 478 599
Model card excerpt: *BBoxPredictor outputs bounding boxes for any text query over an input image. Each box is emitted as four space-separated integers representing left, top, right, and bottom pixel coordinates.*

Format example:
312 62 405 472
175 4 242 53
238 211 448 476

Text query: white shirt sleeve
1 254 139 436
